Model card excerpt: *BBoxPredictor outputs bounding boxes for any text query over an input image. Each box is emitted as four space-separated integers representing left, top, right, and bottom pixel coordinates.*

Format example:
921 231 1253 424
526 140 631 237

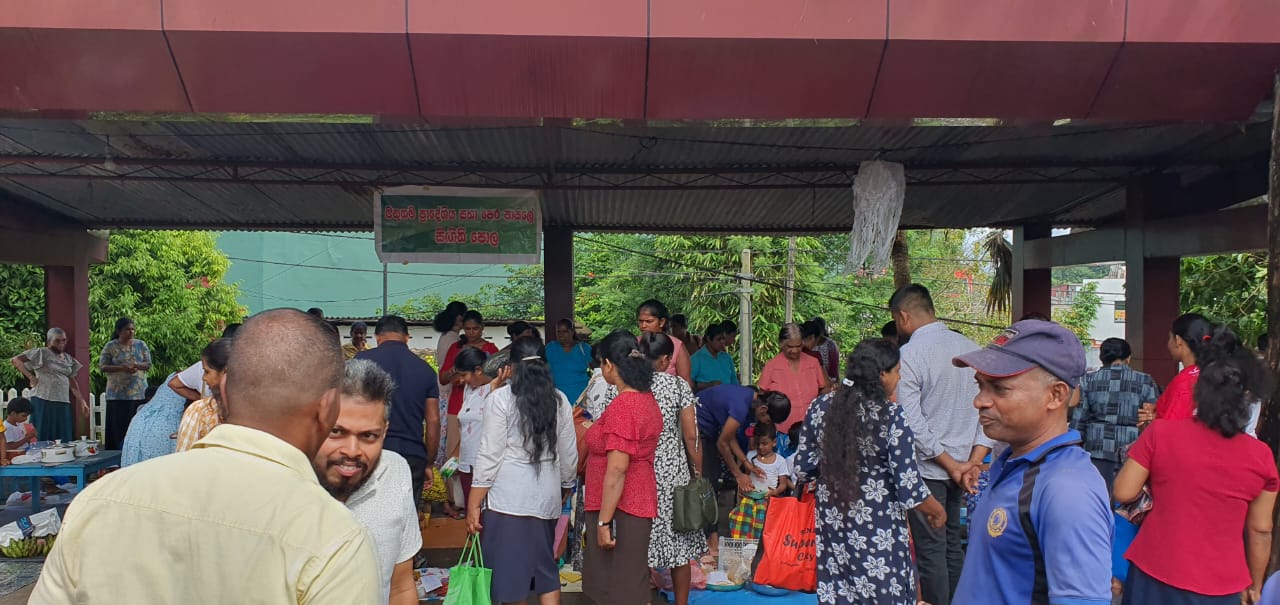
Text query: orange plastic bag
752 492 817 592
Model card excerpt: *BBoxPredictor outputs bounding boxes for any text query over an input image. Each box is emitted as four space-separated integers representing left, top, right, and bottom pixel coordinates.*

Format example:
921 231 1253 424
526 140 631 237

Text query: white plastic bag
0 508 61 547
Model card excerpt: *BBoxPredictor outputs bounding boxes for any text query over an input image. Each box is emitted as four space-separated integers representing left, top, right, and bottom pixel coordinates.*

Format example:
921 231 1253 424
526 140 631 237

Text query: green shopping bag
445 534 492 605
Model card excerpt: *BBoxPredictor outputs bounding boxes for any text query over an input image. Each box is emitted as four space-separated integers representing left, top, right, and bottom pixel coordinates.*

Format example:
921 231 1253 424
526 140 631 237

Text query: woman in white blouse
467 337 578 605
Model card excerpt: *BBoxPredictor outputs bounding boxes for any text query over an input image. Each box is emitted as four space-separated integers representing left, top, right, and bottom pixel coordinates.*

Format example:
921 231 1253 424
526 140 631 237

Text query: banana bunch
0 535 55 558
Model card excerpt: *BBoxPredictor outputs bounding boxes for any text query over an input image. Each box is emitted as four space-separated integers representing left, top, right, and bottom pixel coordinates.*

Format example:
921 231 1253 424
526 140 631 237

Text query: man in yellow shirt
31 309 380 604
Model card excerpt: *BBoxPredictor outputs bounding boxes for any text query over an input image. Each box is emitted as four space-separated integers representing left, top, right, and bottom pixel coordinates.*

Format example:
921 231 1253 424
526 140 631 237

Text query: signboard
374 186 541 264
1114 301 1126 323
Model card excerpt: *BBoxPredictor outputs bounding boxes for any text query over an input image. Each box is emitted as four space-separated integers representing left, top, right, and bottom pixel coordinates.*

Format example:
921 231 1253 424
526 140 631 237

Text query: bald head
223 309 345 456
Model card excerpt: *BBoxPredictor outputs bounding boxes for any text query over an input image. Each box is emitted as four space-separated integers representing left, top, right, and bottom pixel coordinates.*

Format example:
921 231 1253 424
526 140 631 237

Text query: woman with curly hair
795 339 945 605
1115 325 1277 605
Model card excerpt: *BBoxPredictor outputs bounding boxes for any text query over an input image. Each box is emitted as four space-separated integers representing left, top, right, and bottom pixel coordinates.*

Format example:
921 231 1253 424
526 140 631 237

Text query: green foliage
1052 265 1110 286
386 294 446 321
88 231 246 390
1180 253 1267 343
0 265 46 391
1054 283 1102 347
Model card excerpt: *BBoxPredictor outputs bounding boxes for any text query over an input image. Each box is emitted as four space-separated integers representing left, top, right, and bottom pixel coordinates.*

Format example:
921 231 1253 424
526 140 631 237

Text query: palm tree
890 232 911 289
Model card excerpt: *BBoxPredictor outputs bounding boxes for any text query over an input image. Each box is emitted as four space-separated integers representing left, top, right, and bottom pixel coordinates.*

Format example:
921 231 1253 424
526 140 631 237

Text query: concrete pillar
543 227 574 338
44 262 92 436
1012 224 1052 322
1124 178 1181 385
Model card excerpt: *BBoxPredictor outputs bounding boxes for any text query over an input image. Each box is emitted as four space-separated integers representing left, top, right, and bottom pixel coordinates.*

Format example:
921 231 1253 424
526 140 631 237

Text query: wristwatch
597 520 613 527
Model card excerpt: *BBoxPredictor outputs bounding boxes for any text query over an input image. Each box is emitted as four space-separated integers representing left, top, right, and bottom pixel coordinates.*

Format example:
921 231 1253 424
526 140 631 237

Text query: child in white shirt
2 397 37 462
746 426 792 497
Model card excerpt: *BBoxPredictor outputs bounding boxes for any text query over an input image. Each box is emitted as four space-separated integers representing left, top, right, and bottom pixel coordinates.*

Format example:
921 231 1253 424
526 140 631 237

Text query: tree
0 265 44 390
890 232 911 289
1180 253 1268 344
1053 283 1102 347
88 231 245 391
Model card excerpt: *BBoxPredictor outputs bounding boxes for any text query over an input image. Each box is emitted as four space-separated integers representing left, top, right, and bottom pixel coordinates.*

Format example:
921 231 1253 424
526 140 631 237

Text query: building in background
218 232 507 317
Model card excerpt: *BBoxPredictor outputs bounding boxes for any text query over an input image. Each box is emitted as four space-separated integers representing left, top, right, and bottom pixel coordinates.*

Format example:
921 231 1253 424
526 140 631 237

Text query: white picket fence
0 388 106 443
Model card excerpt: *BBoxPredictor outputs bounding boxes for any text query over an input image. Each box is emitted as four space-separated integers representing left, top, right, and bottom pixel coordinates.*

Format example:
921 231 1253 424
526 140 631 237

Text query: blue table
0 451 121 512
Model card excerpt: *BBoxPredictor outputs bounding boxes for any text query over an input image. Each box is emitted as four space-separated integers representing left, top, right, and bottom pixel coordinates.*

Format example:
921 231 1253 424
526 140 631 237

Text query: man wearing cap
951 319 1113 605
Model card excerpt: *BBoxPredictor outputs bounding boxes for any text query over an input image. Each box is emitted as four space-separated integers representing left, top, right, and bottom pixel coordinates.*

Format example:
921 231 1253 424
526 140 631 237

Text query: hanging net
844 160 905 275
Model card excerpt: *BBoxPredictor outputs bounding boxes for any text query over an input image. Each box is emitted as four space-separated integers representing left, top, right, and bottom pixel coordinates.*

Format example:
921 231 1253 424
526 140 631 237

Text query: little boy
2 397 38 463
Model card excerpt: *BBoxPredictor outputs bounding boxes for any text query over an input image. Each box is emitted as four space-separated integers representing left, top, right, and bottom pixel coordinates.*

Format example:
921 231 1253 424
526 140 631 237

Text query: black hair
757 390 792 425
704 322 728 342
6 397 33 415
462 310 484 325
1171 313 1214 364
637 299 671 332
721 319 738 334
671 314 689 329
801 320 822 340
349 321 368 333
507 321 532 338
202 338 233 372
306 307 324 319
557 318 574 331
375 315 410 336
597 329 654 391
638 331 675 363
112 317 135 340
1194 325 1271 438
454 347 489 373
823 339 900 506
221 323 242 339
446 301 468 313
778 323 803 342
756 424 777 442
786 422 802 447
432 308 461 334
1099 338 1132 365
807 317 829 338
879 321 897 338
888 284 935 315
508 337 560 470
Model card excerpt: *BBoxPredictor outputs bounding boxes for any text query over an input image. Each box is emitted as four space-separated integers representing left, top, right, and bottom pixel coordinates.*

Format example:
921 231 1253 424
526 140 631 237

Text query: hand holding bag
444 534 492 605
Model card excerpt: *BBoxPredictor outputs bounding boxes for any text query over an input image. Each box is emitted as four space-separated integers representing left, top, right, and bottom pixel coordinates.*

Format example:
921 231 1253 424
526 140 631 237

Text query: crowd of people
4 281 1277 605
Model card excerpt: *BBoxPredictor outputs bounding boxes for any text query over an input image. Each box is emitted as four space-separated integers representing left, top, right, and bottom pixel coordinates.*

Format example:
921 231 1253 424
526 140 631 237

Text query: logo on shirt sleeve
987 507 1008 538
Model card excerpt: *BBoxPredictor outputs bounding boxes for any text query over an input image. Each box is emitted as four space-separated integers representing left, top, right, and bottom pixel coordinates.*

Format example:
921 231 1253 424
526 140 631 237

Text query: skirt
1122 563 1240 605
480 509 560 602
31 397 74 443
583 510 652 605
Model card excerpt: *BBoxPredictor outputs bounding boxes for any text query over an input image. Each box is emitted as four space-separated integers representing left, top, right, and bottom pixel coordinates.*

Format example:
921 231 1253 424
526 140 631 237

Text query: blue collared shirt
954 430 1113 605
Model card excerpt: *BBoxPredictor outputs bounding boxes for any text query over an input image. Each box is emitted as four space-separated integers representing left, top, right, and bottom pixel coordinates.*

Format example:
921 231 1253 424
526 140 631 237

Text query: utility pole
382 262 389 314
739 248 753 384
784 236 796 324
1262 72 1280 573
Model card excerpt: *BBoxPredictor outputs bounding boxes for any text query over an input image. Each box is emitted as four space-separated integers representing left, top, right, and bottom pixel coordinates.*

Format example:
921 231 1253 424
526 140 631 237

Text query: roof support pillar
1124 177 1181 385
1012 224 1052 323
543 227 574 337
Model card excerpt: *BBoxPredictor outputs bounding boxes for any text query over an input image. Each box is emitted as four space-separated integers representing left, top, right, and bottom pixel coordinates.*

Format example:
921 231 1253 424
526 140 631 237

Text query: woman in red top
1148 313 1213 423
1116 325 1276 605
438 310 499 516
583 330 663 605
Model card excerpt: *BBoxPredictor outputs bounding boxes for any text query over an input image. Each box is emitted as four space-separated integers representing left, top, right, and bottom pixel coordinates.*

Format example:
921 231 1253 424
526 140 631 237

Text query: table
0 451 121 512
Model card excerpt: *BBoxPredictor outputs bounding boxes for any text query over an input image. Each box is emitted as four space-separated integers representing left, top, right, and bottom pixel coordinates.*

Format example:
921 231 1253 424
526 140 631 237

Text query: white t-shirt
456 383 492 472
346 449 423 605
176 361 207 398
4 420 30 444
748 451 792 492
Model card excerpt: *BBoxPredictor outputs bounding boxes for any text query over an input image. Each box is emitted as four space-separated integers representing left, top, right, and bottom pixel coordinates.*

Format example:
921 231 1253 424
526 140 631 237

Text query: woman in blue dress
120 373 187 467
545 319 592 403
795 339 946 605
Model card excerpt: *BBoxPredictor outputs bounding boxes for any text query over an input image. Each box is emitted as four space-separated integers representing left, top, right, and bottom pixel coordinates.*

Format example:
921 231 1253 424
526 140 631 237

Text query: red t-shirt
1125 418 1279 595
584 391 662 518
1154 365 1199 420
441 341 498 415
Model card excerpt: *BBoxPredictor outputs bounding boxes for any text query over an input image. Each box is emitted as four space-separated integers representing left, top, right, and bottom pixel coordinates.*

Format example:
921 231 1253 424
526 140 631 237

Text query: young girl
747 426 792 497
175 338 232 452
2 397 37 463
453 347 510 515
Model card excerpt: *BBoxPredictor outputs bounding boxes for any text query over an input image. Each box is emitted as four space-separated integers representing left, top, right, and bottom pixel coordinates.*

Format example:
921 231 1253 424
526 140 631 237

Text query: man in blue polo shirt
951 319 1113 605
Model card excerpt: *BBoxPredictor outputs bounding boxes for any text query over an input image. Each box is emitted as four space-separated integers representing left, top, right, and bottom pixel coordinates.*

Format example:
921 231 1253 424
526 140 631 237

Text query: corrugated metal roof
0 117 1269 232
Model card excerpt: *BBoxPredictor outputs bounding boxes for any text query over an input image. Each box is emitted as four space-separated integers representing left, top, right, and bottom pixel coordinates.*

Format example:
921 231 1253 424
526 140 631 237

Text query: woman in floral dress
795 339 945 605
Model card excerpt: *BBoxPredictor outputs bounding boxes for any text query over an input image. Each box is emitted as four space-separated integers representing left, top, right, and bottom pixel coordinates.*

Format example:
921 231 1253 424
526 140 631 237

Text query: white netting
844 160 905 275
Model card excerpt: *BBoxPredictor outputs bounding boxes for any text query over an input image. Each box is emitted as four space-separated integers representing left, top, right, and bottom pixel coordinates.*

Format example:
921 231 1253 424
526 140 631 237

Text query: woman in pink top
1116 325 1276 605
636 299 692 387
758 323 831 432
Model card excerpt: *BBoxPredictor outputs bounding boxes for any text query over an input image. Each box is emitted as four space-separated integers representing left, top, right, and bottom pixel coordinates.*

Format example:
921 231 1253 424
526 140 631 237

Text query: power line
573 235 1008 330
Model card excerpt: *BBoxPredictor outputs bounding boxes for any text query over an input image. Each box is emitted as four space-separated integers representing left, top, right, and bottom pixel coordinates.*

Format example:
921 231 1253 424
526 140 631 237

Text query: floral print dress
795 393 930 605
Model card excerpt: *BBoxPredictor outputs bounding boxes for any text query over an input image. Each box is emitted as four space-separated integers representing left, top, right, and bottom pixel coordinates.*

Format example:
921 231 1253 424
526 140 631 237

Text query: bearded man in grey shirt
890 285 993 605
